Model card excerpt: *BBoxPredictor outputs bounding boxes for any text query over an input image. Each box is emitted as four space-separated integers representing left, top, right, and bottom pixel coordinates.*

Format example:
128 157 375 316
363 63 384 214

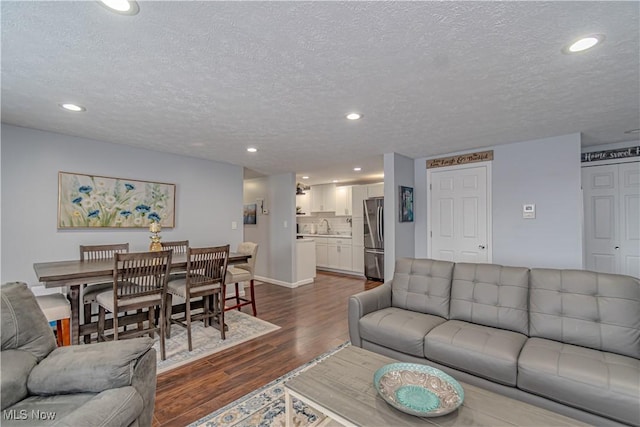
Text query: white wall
383 152 415 281
1 124 244 285
415 133 584 269
243 173 296 285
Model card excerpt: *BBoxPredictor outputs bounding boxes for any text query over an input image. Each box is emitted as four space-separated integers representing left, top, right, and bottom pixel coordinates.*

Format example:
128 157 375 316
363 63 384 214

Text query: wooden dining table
33 252 250 345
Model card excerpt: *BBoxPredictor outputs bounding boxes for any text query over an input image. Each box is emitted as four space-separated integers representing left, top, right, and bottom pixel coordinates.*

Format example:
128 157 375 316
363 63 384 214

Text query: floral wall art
58 172 175 228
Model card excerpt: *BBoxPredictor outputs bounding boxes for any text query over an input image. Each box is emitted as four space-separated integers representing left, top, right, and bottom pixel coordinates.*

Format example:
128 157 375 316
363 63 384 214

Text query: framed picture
243 204 257 225
58 172 175 228
399 186 414 223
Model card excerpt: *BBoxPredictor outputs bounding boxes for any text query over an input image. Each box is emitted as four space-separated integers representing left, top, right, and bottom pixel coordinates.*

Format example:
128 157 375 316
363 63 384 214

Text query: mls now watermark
3 409 57 421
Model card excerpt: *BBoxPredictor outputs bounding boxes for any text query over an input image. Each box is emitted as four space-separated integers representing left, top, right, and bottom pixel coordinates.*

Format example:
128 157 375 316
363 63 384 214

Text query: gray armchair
1 282 157 427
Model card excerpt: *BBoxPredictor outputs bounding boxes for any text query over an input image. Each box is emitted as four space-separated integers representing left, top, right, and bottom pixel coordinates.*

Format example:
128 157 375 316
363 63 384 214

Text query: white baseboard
254 275 314 289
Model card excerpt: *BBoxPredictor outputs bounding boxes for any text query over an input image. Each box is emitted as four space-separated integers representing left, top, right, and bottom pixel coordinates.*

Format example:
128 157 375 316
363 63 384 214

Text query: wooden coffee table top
285 345 590 426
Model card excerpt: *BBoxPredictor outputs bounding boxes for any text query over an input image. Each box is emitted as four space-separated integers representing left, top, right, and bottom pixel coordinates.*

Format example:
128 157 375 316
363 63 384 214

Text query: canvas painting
58 172 175 228
400 186 414 222
243 204 257 224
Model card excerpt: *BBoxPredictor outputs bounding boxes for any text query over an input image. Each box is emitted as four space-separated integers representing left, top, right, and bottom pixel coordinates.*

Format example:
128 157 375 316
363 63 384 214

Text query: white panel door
620 162 640 278
583 162 640 278
583 165 618 274
429 165 489 263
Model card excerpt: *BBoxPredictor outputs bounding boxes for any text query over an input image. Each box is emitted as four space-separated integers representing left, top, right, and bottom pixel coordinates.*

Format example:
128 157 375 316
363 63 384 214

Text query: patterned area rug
189 342 351 427
154 310 280 374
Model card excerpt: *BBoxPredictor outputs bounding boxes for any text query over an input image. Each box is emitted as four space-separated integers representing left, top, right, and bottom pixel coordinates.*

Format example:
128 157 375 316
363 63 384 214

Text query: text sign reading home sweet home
581 146 640 163
427 150 494 169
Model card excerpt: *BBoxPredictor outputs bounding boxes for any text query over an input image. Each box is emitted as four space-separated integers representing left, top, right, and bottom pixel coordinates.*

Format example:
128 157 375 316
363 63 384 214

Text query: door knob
614 246 620 250
478 245 486 249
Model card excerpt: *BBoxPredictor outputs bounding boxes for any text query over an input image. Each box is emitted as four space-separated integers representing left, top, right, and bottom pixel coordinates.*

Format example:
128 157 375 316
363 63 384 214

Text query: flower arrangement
58 172 175 228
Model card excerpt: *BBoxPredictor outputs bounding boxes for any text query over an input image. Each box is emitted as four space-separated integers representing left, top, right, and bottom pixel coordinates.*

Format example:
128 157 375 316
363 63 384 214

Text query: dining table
33 252 250 345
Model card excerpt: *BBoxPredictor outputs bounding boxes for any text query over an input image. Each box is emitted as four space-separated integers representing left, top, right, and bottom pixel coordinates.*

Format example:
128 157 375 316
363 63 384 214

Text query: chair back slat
81 243 129 261
186 245 229 291
114 250 172 301
161 240 189 255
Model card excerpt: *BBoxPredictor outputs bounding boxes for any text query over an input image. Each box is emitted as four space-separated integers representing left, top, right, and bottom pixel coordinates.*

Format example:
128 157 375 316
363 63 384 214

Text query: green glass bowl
373 363 464 417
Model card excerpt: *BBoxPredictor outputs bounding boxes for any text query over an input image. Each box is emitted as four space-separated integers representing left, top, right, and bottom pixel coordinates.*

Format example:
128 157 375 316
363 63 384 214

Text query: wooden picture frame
399 186 414 223
58 171 176 228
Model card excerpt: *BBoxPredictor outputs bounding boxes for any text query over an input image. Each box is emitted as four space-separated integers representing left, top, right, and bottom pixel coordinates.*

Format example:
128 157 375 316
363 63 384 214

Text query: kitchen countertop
297 233 352 238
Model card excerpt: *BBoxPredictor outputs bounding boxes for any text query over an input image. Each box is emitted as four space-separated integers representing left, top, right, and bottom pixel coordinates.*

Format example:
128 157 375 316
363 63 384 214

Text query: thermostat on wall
523 204 536 219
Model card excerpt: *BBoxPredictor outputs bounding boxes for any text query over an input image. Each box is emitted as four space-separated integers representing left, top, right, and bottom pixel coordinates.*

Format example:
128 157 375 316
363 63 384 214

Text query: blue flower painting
58 172 175 228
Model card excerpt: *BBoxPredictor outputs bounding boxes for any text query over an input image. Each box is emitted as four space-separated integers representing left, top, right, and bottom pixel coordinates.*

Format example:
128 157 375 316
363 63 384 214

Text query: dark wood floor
153 271 381 426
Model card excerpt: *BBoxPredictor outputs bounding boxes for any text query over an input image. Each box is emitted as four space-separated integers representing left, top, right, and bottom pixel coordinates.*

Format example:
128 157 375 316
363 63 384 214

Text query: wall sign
581 146 640 163
427 150 494 169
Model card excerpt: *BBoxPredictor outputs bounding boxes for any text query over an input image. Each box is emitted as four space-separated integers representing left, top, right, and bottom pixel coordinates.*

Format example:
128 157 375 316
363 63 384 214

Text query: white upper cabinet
351 185 367 218
311 183 336 212
367 182 384 198
334 186 352 216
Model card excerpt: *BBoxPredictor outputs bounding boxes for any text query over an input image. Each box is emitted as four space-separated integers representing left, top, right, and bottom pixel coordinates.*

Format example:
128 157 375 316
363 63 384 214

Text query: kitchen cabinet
351 217 364 274
327 237 352 271
296 238 316 284
311 184 336 212
296 190 312 216
351 185 367 218
334 186 352 216
315 237 329 268
367 182 384 198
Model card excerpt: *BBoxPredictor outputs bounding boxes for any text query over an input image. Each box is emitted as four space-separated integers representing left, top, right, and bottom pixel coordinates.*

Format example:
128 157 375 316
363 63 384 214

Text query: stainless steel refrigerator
364 197 384 281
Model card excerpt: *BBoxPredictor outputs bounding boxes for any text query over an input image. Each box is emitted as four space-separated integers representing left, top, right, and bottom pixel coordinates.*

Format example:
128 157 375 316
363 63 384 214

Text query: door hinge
430 231 432 237
429 183 432 190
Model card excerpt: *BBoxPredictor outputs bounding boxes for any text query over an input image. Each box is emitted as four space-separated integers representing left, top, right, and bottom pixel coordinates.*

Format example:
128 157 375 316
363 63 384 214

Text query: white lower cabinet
352 244 364 274
315 237 328 268
327 238 352 271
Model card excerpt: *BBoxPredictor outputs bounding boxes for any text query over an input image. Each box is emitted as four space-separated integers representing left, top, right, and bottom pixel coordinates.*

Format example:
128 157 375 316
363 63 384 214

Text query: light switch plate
523 204 535 219
231 221 237 229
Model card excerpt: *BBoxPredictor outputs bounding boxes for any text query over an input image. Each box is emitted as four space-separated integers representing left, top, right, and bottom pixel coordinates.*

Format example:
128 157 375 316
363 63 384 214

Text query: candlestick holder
149 222 162 251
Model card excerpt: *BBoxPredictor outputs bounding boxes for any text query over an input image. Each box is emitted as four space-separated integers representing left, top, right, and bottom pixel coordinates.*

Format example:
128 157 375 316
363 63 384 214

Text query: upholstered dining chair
96 250 172 360
36 293 71 346
166 245 229 351
225 242 259 316
79 243 129 343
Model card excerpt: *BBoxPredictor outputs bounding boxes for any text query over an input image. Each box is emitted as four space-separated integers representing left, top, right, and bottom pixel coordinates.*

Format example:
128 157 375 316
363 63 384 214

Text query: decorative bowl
373 363 464 417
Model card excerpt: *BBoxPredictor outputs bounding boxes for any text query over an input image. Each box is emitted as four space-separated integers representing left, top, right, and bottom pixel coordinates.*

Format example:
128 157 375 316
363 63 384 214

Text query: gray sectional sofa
348 258 640 427
1 282 157 427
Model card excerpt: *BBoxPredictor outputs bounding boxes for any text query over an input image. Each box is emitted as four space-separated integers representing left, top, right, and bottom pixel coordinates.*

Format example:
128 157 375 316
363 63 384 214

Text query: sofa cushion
392 258 454 318
450 263 529 335
28 338 154 395
529 269 640 358
1 349 37 410
359 307 446 357
518 337 640 426
1 282 57 361
425 320 527 386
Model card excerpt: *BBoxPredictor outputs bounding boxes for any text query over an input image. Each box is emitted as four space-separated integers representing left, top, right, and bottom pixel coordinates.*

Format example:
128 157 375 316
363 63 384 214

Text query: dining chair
161 240 189 281
96 250 172 360
166 245 229 351
225 242 259 316
80 243 129 343
36 293 71 346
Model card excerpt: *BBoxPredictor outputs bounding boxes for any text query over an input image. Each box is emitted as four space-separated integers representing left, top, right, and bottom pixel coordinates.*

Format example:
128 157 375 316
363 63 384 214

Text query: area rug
154 310 280 374
189 342 351 427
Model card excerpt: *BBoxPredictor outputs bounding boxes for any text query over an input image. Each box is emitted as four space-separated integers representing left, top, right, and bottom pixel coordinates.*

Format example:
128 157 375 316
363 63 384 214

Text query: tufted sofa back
392 258 454 318
450 263 530 335
529 269 640 359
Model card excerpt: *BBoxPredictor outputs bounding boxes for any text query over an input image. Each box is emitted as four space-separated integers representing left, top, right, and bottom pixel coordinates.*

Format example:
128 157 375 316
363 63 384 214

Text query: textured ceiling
2 1 639 186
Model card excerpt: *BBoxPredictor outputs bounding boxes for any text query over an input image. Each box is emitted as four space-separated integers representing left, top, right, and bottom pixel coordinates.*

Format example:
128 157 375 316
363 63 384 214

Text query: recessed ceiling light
563 34 604 54
98 0 139 15
59 103 86 112
346 113 362 120
302 176 309 179
247 147 258 153
353 167 362 171
624 128 640 134
190 142 205 147
332 180 339 183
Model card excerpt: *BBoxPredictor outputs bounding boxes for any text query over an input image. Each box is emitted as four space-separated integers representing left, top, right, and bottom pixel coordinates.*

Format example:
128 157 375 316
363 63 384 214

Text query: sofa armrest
27 337 154 395
54 386 144 427
348 282 392 347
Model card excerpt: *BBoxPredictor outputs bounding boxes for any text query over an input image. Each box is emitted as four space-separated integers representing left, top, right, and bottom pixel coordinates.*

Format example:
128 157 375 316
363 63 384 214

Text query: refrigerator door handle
365 249 384 255
377 206 383 244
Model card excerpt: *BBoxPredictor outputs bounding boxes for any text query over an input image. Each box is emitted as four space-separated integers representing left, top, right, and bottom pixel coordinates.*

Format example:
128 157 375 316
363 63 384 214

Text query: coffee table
284 346 590 427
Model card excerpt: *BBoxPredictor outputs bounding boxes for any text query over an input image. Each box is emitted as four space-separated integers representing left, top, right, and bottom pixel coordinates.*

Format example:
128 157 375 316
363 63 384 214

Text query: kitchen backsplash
297 215 352 235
